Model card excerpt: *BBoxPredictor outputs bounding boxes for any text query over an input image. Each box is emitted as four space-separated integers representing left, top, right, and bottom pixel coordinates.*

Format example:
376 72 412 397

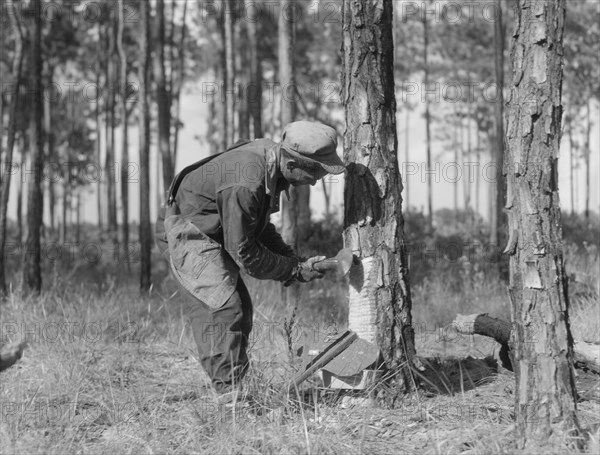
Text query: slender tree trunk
453 105 459 212
279 0 299 249
44 66 55 235
405 108 410 211
106 16 118 242
465 94 472 212
423 4 433 229
172 0 188 163
0 0 24 294
118 0 129 255
342 0 415 397
22 0 44 293
584 100 591 220
219 17 228 152
567 115 575 216
491 0 506 247
246 0 262 138
17 136 25 243
236 19 250 140
505 0 580 447
155 0 173 194
224 0 235 145
475 128 481 214
96 21 104 230
139 0 152 292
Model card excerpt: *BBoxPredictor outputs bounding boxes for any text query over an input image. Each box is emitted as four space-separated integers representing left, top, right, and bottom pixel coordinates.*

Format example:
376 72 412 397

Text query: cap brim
284 147 346 175
319 161 345 175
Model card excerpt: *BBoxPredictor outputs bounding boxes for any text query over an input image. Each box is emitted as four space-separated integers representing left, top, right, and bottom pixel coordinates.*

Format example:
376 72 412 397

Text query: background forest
0 1 599 454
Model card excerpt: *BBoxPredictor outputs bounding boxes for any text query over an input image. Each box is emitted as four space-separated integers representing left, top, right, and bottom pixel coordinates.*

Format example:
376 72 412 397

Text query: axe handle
313 258 339 273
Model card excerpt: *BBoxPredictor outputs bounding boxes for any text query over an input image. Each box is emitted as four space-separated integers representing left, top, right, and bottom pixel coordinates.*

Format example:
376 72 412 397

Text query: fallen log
452 313 600 374
0 342 26 372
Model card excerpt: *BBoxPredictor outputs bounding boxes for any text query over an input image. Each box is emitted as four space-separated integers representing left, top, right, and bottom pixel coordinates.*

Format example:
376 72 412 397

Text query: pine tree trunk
44 67 55 235
0 0 24 294
139 0 152 292
405 108 410 211
224 0 235 145
106 18 118 242
279 0 298 248
17 136 25 243
342 0 415 396
155 0 173 194
118 0 129 253
246 0 262 138
236 19 250 140
22 0 44 293
172 0 188 163
567 115 575 216
422 4 433 229
584 101 591 220
96 21 104 230
505 0 580 447
491 0 506 248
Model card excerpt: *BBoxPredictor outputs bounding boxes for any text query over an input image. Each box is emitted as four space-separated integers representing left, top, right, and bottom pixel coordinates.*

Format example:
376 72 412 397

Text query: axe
312 248 354 279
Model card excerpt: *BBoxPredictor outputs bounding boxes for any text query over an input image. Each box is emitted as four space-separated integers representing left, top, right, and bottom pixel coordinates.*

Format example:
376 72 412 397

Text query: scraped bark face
342 0 414 390
504 0 580 447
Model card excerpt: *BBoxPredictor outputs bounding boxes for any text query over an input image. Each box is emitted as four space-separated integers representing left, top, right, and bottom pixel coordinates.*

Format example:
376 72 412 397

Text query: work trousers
183 277 253 394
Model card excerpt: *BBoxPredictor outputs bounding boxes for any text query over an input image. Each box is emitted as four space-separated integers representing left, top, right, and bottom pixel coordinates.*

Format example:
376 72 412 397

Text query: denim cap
281 121 345 175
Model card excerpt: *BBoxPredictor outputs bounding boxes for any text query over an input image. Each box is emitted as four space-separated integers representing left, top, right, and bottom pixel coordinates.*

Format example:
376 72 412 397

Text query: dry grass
1 249 599 454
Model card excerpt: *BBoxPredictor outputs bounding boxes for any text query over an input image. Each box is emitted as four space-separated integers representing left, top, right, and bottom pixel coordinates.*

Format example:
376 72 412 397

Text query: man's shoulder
212 139 275 192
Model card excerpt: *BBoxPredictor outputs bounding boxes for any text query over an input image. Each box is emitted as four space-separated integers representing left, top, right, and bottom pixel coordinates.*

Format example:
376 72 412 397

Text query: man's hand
295 256 326 283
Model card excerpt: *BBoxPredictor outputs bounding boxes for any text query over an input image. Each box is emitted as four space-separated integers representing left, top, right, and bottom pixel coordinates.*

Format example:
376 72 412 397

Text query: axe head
313 248 354 278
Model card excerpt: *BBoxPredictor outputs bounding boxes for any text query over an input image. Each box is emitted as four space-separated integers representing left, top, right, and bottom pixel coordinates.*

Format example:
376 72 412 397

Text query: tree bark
139 0 152 292
155 0 173 195
491 0 506 249
505 0 580 447
22 0 44 293
342 0 415 396
0 0 24 294
118 0 129 253
246 0 263 138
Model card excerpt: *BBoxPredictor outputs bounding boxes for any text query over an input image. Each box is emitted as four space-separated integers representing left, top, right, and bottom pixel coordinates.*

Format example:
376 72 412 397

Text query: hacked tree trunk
246 0 263 138
22 0 44 293
0 0 24 294
139 1 152 292
342 0 415 395
505 0 580 446
118 0 129 253
155 0 174 194
491 0 506 248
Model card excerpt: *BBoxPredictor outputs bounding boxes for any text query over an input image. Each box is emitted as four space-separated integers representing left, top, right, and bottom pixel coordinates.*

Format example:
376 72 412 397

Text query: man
155 121 345 403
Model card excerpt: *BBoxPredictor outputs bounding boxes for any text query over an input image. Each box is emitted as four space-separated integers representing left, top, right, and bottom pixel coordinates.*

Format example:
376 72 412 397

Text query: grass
1 242 599 454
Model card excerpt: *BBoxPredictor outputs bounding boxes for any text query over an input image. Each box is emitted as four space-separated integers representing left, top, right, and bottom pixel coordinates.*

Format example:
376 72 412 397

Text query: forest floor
1 257 599 455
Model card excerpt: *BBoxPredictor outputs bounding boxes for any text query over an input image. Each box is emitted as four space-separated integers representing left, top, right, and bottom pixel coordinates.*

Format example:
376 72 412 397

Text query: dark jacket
156 139 297 307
